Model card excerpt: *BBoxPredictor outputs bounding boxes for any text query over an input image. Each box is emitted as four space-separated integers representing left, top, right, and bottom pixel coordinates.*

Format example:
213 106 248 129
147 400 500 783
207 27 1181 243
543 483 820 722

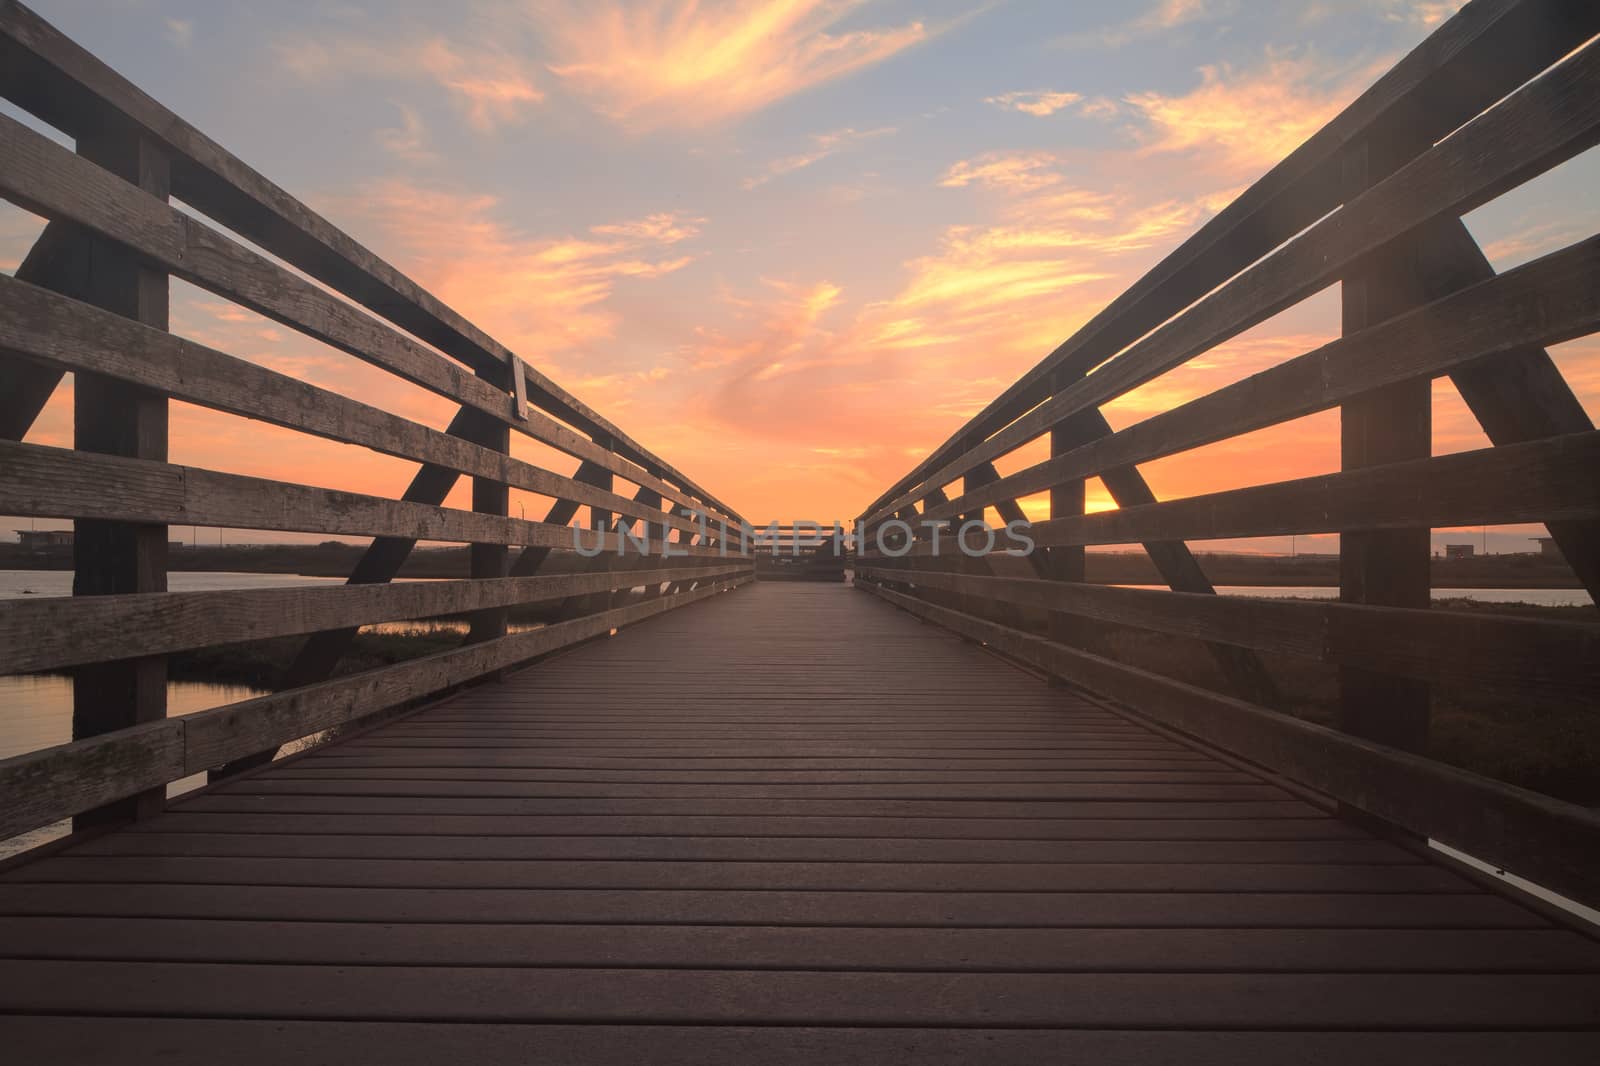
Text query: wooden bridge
1 0 1598 1060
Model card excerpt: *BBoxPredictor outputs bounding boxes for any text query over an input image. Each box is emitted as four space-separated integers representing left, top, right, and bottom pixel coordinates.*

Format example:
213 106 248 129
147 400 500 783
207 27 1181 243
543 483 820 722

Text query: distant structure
14 530 73 550
1531 537 1562 560
1443 543 1475 560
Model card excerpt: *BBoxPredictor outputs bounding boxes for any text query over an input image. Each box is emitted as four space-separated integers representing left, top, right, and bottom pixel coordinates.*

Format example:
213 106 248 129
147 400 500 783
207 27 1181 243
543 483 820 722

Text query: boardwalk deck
1 582 1597 1063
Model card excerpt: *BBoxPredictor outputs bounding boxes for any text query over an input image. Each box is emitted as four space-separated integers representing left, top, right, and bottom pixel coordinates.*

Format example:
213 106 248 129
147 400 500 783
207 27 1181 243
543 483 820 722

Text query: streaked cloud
1058 0 1237 49
329 180 702 359
1121 52 1375 176
374 105 437 163
984 90 1083 117
538 0 935 129
743 126 897 189
277 34 544 131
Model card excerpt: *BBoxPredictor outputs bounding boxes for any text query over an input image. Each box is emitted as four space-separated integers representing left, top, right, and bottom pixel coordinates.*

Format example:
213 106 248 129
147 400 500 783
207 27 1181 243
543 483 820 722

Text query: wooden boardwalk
1 582 1597 1063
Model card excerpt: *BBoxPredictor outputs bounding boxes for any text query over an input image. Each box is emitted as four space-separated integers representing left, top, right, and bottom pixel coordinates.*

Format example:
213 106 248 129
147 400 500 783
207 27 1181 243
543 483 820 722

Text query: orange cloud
984 90 1084 117
277 34 544 131
1121 53 1377 176
326 181 702 362
538 0 933 129
1057 0 1236 49
744 126 897 189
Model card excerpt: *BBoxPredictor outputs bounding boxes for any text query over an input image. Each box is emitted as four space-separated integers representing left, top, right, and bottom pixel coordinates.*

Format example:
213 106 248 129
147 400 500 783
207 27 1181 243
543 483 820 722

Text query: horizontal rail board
856 581 1600 911
0 578 749 841
0 564 749 674
0 439 741 554
855 565 1599 702
863 37 1600 524
920 236 1600 524
861 432 1600 552
0 274 713 540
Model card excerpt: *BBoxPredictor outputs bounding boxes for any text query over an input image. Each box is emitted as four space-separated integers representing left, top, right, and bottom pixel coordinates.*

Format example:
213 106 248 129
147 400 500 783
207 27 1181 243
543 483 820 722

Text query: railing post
464 405 510 649
1338 132 1432 756
69 121 170 828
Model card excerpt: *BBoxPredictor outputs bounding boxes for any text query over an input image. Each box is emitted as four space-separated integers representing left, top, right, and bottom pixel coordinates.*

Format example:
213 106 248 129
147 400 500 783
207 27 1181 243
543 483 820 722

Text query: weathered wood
1021 433 1598 549
7 1020 1600 1066
465 404 511 647
0 112 741 531
66 121 170 829
0 0 742 523
860 0 1600 522
0 565 750 674
857 581 1600 911
0 275 714 540
853 565 1598 705
0 578 748 842
917 237 1600 526
1421 219 1600 599
0 439 730 554
1337 120 1435 759
863 37 1600 525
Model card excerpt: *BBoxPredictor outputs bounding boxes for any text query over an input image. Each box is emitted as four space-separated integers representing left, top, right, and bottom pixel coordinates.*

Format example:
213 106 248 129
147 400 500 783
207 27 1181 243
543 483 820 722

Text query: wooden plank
2 1020 1597 1066
858 581 1600 910
916 236 1600 526
0 565 743 674
5 856 1464 893
0 439 732 553
0 883 1536 928
0 0 742 522
6 919 1593 971
863 37 1600 525
62 834 1418 865
4 962 1598 1026
859 0 1600 522
0 579 747 841
94 811 1378 840
66 120 170 830
854 565 1599 704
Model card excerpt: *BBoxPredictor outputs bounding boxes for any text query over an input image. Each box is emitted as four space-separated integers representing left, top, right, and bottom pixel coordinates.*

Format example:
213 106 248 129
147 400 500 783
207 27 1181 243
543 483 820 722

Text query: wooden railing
854 0 1600 909
0 0 751 846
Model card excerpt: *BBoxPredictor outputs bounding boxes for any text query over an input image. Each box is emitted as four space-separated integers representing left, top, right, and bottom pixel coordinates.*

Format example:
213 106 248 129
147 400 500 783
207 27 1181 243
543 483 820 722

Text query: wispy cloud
538 0 935 129
277 33 544 131
1058 0 1236 50
984 90 1083 117
165 18 194 49
1119 52 1376 176
329 181 702 359
374 105 437 163
744 126 897 189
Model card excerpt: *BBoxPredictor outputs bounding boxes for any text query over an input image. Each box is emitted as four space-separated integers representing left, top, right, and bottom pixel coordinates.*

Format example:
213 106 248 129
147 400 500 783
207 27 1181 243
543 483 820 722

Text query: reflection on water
1115 585 1594 607
0 674 269 860
1 569 349 600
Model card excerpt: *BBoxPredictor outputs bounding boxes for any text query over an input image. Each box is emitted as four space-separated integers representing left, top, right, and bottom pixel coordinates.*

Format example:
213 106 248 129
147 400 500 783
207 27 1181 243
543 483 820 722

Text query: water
1 569 347 599
1115 584 1594 607
0 675 268 859
0 569 547 858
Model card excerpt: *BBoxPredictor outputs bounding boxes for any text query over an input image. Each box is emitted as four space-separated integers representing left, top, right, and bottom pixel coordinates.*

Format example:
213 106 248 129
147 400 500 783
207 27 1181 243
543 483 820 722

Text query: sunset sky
3 0 1597 554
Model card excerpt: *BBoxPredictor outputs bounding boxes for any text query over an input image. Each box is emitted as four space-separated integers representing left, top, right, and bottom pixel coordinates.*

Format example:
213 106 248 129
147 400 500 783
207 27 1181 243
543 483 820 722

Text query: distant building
14 529 73 550
1443 543 1475 560
1532 537 1563 560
